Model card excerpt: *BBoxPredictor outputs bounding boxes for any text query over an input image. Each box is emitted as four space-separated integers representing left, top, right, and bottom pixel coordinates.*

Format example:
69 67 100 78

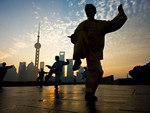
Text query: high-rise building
67 59 74 83
27 62 38 81
67 59 73 77
59 51 65 76
34 23 41 69
59 51 65 61
40 61 45 70
4 66 18 81
18 62 27 81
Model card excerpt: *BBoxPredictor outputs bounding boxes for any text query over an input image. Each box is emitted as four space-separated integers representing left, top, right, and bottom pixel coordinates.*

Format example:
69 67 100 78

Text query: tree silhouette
129 62 150 80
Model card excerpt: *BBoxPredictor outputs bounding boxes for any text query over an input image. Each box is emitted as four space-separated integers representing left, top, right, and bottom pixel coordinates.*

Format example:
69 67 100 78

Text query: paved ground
0 85 150 113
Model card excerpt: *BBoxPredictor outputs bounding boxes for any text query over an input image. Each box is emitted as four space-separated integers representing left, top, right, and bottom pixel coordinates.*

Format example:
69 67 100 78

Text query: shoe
85 93 98 102
73 59 81 71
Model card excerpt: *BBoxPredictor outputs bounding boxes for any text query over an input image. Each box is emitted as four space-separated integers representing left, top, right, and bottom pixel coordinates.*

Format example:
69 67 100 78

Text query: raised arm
105 4 127 34
6 65 13 69
46 65 52 69
63 59 70 65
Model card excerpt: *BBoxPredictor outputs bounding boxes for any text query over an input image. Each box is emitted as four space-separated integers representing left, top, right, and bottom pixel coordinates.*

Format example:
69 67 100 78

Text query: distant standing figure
0 62 13 87
69 4 127 101
37 68 47 87
45 56 69 90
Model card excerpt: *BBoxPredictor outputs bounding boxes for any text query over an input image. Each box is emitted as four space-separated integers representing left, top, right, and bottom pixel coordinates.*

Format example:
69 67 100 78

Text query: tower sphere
34 43 41 49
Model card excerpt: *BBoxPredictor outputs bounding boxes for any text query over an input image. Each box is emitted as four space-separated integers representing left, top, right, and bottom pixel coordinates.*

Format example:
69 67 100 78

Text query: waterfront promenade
0 85 150 113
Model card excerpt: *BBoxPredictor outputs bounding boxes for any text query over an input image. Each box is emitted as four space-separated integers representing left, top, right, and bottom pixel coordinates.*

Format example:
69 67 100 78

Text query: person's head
2 62 6 67
55 56 59 61
85 4 96 20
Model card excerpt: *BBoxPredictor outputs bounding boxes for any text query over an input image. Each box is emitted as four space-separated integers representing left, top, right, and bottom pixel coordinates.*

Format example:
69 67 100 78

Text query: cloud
9 48 17 55
5 34 32 58
0 51 10 60
34 11 39 19
34 11 39 15
68 1 73 7
32 2 41 10
75 11 80 16
13 38 29 49
93 0 149 20
32 2 41 20
78 0 86 6
35 16 39 19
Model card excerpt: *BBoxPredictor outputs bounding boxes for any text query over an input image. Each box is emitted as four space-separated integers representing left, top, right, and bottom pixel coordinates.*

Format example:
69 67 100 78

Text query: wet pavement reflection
0 85 150 113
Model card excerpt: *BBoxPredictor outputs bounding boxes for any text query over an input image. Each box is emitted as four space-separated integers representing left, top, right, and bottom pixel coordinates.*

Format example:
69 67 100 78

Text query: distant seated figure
45 56 69 90
0 62 13 87
69 4 127 101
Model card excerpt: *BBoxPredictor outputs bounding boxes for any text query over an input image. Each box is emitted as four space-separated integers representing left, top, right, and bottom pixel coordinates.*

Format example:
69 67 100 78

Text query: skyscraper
27 62 38 81
4 66 18 81
59 51 65 61
18 62 27 81
40 62 45 70
67 59 73 77
34 23 41 69
67 59 74 83
59 51 65 76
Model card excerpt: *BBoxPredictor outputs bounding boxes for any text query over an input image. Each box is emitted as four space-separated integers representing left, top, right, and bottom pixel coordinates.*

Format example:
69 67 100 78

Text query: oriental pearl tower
34 23 41 69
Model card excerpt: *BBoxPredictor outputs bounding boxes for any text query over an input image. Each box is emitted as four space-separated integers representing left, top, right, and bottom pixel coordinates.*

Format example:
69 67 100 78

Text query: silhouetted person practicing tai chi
37 68 47 87
69 4 127 101
45 56 69 90
0 62 13 87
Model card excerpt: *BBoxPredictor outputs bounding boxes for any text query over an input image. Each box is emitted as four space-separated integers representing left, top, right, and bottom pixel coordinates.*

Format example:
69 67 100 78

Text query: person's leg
72 58 81 71
55 75 60 90
85 58 103 101
45 69 54 82
37 77 40 81
40 78 43 87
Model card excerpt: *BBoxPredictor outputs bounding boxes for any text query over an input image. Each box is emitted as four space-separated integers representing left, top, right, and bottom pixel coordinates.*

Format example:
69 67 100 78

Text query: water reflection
54 89 60 99
0 85 100 112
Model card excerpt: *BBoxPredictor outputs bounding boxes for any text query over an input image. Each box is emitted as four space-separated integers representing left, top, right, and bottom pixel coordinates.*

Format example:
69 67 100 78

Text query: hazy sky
0 0 150 79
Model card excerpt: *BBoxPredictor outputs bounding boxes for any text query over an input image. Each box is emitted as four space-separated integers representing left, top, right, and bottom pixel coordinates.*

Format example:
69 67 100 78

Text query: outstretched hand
118 4 124 14
46 65 52 69
10 65 14 68
70 34 76 44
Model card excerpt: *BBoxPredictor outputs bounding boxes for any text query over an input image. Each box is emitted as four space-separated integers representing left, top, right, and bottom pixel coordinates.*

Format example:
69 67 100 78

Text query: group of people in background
37 55 69 89
0 55 87 90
